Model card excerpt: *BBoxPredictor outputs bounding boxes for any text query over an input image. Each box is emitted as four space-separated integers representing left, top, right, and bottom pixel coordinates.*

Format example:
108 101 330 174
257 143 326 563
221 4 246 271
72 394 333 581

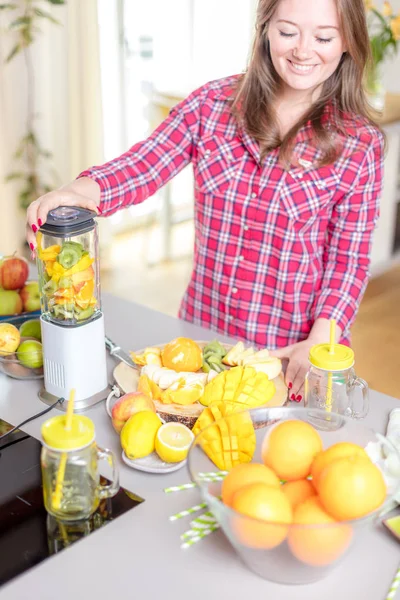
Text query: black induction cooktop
0 419 144 587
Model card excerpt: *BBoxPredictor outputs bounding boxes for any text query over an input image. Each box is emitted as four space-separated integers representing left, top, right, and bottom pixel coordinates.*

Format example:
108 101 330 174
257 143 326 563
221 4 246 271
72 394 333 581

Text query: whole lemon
121 410 162 460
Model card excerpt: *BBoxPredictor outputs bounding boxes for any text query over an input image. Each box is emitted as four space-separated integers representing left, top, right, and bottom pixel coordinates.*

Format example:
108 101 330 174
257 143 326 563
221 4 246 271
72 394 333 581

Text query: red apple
0 256 29 290
111 392 156 433
20 281 41 312
0 289 23 316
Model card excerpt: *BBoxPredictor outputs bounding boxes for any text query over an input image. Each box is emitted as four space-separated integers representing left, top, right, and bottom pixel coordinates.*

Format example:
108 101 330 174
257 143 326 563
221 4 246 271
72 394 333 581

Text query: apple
0 289 23 316
19 319 42 341
0 323 21 356
111 392 156 433
0 256 29 290
20 281 41 312
16 339 43 369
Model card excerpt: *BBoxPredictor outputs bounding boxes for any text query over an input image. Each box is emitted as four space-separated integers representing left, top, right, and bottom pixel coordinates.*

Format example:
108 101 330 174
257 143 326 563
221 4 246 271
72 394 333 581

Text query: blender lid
39 206 97 236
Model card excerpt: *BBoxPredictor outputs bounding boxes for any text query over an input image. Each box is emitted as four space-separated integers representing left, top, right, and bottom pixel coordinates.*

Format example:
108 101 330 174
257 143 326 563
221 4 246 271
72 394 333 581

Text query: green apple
19 319 42 341
20 281 41 312
17 340 43 369
0 289 23 316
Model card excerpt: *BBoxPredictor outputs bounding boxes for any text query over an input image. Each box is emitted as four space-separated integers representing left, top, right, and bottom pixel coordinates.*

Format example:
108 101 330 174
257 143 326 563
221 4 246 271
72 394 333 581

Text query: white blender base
39 313 109 412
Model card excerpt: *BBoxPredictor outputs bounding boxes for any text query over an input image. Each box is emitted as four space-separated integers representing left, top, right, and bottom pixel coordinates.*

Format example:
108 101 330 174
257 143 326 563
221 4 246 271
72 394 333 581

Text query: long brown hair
232 0 380 166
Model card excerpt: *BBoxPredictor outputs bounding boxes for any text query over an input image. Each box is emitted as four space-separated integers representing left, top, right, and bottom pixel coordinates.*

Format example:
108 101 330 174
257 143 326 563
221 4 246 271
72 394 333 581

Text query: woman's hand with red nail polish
25 177 101 251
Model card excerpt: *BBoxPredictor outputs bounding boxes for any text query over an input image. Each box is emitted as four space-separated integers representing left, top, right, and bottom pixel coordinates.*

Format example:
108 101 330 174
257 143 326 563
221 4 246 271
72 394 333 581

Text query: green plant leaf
9 15 31 29
6 43 21 62
0 3 17 9
4 171 24 182
33 7 60 24
46 0 65 4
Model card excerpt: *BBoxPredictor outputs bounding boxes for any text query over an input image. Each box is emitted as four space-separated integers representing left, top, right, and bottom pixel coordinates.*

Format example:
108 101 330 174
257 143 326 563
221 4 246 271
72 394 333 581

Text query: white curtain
0 0 107 256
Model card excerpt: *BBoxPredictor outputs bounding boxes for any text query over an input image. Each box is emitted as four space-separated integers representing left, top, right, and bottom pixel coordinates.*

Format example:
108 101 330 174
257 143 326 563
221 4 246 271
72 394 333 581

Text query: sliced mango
160 381 204 405
201 366 276 408
192 400 256 470
137 374 162 400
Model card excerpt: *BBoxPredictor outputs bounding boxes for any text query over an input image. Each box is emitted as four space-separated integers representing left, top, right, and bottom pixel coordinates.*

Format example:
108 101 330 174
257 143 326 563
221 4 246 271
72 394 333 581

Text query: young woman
26 0 384 400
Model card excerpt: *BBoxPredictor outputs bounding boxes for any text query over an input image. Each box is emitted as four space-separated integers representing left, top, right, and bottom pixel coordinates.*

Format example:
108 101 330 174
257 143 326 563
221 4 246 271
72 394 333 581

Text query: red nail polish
296 398 302 403
29 243 34 251
288 382 293 389
38 218 42 227
32 224 37 233
296 395 302 401
291 394 296 401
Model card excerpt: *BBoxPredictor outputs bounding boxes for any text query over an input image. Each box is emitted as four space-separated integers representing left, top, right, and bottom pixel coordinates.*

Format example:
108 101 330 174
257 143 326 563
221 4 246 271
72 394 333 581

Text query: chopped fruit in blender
38 245 61 261
71 266 95 290
43 280 58 296
75 306 95 321
57 243 83 268
63 254 93 277
58 276 73 289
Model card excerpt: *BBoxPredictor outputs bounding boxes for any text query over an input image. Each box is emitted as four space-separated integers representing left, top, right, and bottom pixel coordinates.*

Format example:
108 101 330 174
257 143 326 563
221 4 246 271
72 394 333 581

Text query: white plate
122 451 187 474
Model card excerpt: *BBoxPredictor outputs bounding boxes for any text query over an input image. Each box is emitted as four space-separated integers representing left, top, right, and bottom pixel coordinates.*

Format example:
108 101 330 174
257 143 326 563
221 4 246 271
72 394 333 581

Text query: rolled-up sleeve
77 88 203 215
312 132 385 336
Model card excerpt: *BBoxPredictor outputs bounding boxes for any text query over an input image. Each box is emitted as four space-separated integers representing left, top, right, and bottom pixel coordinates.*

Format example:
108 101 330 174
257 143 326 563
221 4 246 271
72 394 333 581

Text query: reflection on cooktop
0 419 144 587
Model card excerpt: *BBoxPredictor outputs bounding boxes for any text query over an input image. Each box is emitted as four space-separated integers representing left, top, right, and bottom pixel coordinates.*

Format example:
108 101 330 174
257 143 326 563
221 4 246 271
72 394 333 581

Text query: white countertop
0 293 399 600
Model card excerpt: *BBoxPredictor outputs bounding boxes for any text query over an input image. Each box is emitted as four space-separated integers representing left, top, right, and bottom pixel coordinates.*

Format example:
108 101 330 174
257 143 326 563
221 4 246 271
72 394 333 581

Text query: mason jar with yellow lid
41 414 119 521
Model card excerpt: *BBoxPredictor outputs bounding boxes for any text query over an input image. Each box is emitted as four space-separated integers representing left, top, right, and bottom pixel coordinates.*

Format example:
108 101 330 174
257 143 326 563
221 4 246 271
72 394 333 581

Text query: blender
36 206 109 411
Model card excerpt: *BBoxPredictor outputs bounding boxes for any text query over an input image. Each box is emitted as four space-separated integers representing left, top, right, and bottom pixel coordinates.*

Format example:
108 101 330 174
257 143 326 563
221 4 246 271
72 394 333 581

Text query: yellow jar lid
41 414 95 450
309 343 354 371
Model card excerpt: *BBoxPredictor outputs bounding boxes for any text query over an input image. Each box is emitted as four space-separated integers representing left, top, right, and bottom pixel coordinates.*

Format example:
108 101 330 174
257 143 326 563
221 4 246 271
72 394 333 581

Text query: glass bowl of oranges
187 406 400 585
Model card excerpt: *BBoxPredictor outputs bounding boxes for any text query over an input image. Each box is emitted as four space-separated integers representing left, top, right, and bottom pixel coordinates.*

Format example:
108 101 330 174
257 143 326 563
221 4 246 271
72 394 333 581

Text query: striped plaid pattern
79 75 384 349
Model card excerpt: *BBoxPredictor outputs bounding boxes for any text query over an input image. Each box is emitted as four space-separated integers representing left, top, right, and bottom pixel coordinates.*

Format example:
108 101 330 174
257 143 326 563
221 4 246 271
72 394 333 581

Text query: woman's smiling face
268 0 346 96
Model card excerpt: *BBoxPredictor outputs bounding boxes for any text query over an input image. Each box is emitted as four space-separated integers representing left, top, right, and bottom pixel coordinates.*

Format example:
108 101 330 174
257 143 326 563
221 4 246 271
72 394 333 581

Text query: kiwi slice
57 244 83 268
43 280 58 296
58 276 73 289
75 306 95 321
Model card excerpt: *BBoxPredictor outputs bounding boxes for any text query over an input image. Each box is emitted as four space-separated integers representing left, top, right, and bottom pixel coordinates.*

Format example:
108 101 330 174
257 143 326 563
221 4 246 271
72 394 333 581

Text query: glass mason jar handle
348 376 369 419
96 445 120 499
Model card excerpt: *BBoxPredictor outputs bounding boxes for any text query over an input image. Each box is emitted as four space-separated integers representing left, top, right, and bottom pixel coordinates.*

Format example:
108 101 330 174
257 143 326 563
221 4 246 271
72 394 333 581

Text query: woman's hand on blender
26 177 101 256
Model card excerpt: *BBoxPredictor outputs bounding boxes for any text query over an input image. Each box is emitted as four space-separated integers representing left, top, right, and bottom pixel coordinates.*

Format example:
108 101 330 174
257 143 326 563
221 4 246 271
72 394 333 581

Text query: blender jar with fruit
37 207 109 411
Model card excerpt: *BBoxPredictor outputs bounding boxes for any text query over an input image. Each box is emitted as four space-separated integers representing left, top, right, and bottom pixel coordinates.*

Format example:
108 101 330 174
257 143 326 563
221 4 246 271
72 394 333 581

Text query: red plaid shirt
79 76 384 349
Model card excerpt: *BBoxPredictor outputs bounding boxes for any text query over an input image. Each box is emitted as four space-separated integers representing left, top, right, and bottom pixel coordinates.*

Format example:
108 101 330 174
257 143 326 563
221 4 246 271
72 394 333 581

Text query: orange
262 420 323 481
288 496 353 567
231 482 293 549
221 463 281 507
311 442 368 490
318 455 387 521
282 479 316 510
161 337 203 372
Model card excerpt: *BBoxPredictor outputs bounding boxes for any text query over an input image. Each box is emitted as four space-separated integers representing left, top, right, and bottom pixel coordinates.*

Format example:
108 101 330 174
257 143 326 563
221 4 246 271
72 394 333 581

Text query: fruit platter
107 337 288 474
112 337 288 430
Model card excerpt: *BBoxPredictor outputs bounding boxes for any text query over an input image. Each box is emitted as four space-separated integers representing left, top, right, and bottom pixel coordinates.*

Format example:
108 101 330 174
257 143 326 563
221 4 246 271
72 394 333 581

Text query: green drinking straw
181 525 219 549
386 562 400 600
169 502 208 521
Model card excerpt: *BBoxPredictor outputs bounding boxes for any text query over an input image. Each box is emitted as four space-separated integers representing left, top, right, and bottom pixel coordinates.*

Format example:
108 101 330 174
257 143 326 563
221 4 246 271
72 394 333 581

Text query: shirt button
243 225 249 231
205 149 211 157
232 287 238 294
251 192 257 198
228 315 234 321
239 255 244 261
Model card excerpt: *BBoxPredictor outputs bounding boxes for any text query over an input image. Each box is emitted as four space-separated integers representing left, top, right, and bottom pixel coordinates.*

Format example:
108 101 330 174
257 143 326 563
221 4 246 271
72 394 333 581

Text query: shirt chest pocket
280 165 340 231
194 137 246 199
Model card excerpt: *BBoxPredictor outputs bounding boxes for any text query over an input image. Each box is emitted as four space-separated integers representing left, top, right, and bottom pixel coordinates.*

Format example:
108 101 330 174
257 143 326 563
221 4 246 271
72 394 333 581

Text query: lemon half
155 422 195 463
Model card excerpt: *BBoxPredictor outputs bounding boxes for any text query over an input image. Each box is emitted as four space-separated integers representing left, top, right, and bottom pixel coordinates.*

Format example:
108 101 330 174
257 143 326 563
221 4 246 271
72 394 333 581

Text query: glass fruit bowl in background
0 315 43 380
187 407 400 585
